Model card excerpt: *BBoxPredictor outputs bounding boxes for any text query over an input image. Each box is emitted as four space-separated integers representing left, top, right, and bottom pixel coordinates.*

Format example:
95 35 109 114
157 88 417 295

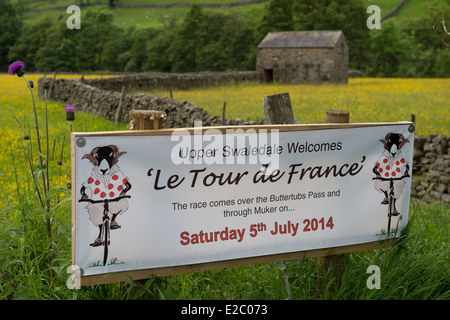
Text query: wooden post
324 109 349 123
114 85 126 124
221 101 226 125
126 110 167 297
263 93 295 125
47 72 57 101
263 92 295 298
317 109 349 294
129 110 166 130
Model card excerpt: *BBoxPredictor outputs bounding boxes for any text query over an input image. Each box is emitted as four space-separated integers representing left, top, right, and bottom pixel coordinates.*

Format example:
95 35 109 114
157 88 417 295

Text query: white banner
72 123 414 278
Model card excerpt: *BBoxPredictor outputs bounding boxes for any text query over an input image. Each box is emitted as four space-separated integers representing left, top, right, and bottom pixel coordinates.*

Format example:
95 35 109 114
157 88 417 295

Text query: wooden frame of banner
71 121 413 287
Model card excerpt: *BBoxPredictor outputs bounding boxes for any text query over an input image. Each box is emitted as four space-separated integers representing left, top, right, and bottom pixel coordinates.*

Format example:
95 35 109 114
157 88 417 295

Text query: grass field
15 0 438 30
0 73 448 300
144 78 450 136
0 73 128 203
16 0 268 29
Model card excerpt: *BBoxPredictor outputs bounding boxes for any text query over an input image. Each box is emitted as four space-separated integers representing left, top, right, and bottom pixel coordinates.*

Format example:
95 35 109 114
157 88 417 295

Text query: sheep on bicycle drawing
80 145 132 247
373 133 410 231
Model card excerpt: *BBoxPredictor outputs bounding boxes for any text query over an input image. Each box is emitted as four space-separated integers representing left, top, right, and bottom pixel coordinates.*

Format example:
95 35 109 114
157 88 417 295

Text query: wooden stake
317 109 349 294
221 101 226 125
129 110 166 130
324 109 349 123
114 85 126 124
47 72 57 101
126 109 167 297
263 92 295 298
263 93 295 125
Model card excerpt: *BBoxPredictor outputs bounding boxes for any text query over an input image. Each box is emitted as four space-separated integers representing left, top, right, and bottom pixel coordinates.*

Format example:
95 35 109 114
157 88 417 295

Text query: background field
13 0 433 29
143 78 449 136
17 0 268 29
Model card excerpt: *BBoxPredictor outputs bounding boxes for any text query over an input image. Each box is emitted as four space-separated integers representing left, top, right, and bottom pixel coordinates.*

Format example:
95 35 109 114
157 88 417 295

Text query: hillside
14 0 439 29
15 0 269 29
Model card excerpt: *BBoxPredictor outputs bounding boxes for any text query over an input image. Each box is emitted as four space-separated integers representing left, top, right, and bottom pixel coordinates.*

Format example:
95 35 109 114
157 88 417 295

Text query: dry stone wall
412 134 450 204
37 73 264 128
82 71 262 92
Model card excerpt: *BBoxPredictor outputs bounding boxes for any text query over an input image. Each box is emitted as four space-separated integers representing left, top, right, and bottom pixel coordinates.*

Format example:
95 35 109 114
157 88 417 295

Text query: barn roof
257 31 344 49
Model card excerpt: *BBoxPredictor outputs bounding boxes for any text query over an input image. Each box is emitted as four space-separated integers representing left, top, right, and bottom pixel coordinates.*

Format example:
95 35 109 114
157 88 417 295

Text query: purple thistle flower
8 61 25 77
65 104 75 112
65 104 75 121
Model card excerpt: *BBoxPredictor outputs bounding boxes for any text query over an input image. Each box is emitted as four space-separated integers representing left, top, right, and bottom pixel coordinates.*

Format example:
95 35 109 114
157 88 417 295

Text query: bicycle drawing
79 145 132 266
373 133 410 233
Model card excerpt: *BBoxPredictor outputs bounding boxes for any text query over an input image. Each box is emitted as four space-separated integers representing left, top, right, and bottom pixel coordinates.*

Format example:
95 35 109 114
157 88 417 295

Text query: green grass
370 0 403 17
15 0 446 30
142 78 450 136
15 0 267 29
395 0 438 18
1 196 448 300
110 6 189 29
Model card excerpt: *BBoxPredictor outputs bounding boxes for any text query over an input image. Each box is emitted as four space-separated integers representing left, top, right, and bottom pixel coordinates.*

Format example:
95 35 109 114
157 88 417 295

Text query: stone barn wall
256 47 348 84
256 31 349 84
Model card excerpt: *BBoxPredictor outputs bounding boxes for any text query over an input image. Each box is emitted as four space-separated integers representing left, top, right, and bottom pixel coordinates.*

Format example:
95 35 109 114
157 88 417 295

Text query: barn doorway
264 69 273 83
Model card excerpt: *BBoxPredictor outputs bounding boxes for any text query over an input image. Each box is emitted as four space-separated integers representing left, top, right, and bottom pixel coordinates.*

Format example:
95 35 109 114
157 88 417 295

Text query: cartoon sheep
80 145 131 247
373 133 410 216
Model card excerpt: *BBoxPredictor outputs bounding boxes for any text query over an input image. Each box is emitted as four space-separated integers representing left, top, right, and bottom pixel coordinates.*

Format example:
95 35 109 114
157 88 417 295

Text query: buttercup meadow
144 77 449 136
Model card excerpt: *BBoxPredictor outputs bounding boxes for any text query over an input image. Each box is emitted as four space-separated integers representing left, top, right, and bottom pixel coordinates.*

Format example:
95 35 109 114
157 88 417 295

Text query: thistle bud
65 104 75 121
42 80 50 90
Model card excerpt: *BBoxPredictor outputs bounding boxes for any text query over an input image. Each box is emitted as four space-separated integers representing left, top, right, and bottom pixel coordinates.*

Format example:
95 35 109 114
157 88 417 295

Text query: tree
395 0 450 77
146 28 175 72
229 23 259 70
0 0 22 71
196 12 249 71
256 0 294 40
367 19 409 76
164 5 258 72
433 17 450 48
123 28 158 72
102 26 137 72
169 4 203 72
291 0 370 69
34 18 68 71
8 17 53 71
29 7 121 72
74 8 118 71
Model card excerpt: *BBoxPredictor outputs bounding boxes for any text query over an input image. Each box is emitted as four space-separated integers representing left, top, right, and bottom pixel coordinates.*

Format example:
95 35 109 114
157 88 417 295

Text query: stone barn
256 30 349 84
